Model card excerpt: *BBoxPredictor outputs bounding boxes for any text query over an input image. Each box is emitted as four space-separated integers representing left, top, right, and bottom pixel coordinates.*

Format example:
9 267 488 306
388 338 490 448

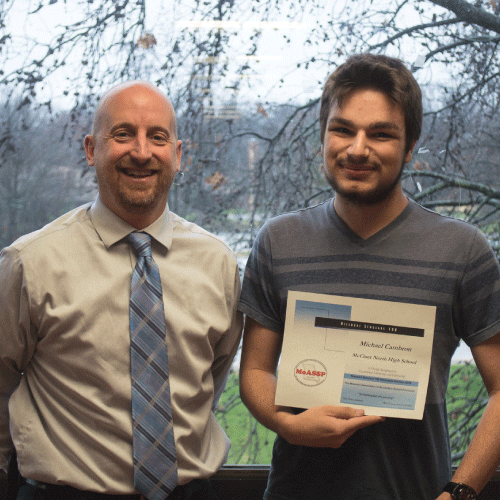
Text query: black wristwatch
442 482 477 500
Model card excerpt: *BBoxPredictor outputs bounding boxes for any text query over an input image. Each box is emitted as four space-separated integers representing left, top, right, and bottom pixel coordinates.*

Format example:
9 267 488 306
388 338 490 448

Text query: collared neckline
88 195 173 251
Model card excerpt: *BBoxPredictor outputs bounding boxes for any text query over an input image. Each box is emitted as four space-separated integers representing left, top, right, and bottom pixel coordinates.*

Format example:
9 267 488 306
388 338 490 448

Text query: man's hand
278 405 385 448
240 320 385 449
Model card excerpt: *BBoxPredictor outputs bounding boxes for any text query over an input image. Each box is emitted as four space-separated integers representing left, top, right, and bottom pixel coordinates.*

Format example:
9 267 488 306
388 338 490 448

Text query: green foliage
215 372 275 464
447 363 487 464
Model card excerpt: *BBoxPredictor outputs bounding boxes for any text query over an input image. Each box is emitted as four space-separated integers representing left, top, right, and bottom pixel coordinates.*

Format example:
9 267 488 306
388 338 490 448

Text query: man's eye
332 127 351 135
152 134 168 143
114 131 131 139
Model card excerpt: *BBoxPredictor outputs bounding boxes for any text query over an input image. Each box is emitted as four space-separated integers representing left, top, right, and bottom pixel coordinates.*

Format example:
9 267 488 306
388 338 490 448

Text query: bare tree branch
369 18 462 50
430 0 500 34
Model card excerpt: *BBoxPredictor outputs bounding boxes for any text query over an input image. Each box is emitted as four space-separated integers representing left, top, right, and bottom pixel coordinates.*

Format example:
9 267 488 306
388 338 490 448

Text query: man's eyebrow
328 116 402 131
369 120 402 131
108 122 134 133
108 122 172 135
328 117 353 127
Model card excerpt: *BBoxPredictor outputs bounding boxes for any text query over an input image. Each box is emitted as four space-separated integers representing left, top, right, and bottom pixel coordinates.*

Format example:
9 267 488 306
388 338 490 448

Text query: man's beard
325 161 405 206
115 159 175 213
118 188 162 213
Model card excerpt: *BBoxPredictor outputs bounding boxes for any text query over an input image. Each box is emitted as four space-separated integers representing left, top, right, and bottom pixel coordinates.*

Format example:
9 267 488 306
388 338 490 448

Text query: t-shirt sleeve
455 227 500 347
238 222 283 334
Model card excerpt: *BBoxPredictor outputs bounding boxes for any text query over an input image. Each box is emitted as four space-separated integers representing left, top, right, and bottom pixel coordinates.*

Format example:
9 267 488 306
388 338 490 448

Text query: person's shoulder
169 211 236 259
409 201 479 234
262 200 332 231
408 201 495 259
9 203 93 254
253 201 333 245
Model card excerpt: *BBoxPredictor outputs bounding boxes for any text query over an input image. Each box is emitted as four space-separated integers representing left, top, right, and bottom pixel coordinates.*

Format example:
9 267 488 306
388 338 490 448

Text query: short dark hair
319 53 422 153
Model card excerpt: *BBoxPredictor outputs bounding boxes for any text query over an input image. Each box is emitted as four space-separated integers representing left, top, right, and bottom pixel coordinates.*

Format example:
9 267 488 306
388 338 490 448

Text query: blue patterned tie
127 232 177 500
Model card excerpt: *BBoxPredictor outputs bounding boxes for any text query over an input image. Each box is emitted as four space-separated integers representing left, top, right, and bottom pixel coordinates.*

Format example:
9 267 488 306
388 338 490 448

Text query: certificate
275 291 436 419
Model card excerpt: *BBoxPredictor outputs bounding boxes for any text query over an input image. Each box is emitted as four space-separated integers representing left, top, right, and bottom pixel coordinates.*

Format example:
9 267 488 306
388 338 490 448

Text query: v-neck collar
328 198 414 247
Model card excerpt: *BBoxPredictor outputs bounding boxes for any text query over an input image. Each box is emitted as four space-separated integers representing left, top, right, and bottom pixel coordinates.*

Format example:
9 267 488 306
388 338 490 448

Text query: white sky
5 0 446 108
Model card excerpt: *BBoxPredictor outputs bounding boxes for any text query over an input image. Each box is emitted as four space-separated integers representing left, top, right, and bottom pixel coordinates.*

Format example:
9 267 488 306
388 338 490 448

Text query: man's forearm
239 367 291 435
446 390 500 495
239 367 385 448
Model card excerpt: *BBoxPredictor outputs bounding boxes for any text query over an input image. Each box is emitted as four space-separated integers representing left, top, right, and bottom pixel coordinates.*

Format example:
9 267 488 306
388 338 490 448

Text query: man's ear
84 135 95 167
175 140 182 173
405 141 416 164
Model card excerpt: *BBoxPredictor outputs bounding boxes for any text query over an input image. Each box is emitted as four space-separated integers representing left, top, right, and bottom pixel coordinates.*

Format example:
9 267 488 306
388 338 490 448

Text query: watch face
454 484 477 500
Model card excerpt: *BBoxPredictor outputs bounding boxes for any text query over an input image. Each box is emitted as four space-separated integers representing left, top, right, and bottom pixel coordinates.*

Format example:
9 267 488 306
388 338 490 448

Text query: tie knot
127 232 152 258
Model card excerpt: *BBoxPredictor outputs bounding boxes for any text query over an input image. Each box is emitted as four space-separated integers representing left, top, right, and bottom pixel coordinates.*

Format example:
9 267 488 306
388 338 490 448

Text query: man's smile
121 168 157 178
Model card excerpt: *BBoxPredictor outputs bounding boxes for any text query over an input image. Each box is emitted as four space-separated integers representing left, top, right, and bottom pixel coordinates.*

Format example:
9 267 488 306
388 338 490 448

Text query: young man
238 54 500 500
0 82 243 500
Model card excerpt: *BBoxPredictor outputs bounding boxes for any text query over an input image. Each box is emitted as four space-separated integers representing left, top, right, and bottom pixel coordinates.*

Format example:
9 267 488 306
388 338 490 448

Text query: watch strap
443 481 477 500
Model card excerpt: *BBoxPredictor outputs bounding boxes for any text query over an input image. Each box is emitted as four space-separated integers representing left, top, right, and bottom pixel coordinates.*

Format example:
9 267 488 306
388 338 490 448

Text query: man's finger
343 414 385 432
320 405 374 420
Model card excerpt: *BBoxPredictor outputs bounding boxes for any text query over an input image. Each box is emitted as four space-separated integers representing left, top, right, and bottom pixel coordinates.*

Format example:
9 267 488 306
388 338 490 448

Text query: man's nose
129 135 152 162
347 132 369 159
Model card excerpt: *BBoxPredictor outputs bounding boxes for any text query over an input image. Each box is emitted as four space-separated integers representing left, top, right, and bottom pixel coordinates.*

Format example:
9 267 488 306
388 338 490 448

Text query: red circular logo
294 359 327 386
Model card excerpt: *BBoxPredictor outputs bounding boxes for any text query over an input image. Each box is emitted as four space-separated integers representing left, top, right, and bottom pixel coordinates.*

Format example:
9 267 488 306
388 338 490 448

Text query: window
2 0 500 468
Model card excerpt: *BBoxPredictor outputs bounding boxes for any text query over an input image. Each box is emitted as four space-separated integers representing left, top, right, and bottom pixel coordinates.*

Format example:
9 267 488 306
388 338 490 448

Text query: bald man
0 82 243 500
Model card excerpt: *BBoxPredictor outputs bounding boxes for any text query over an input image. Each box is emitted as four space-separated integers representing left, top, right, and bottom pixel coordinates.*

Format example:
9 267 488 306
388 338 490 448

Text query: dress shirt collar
89 195 173 251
